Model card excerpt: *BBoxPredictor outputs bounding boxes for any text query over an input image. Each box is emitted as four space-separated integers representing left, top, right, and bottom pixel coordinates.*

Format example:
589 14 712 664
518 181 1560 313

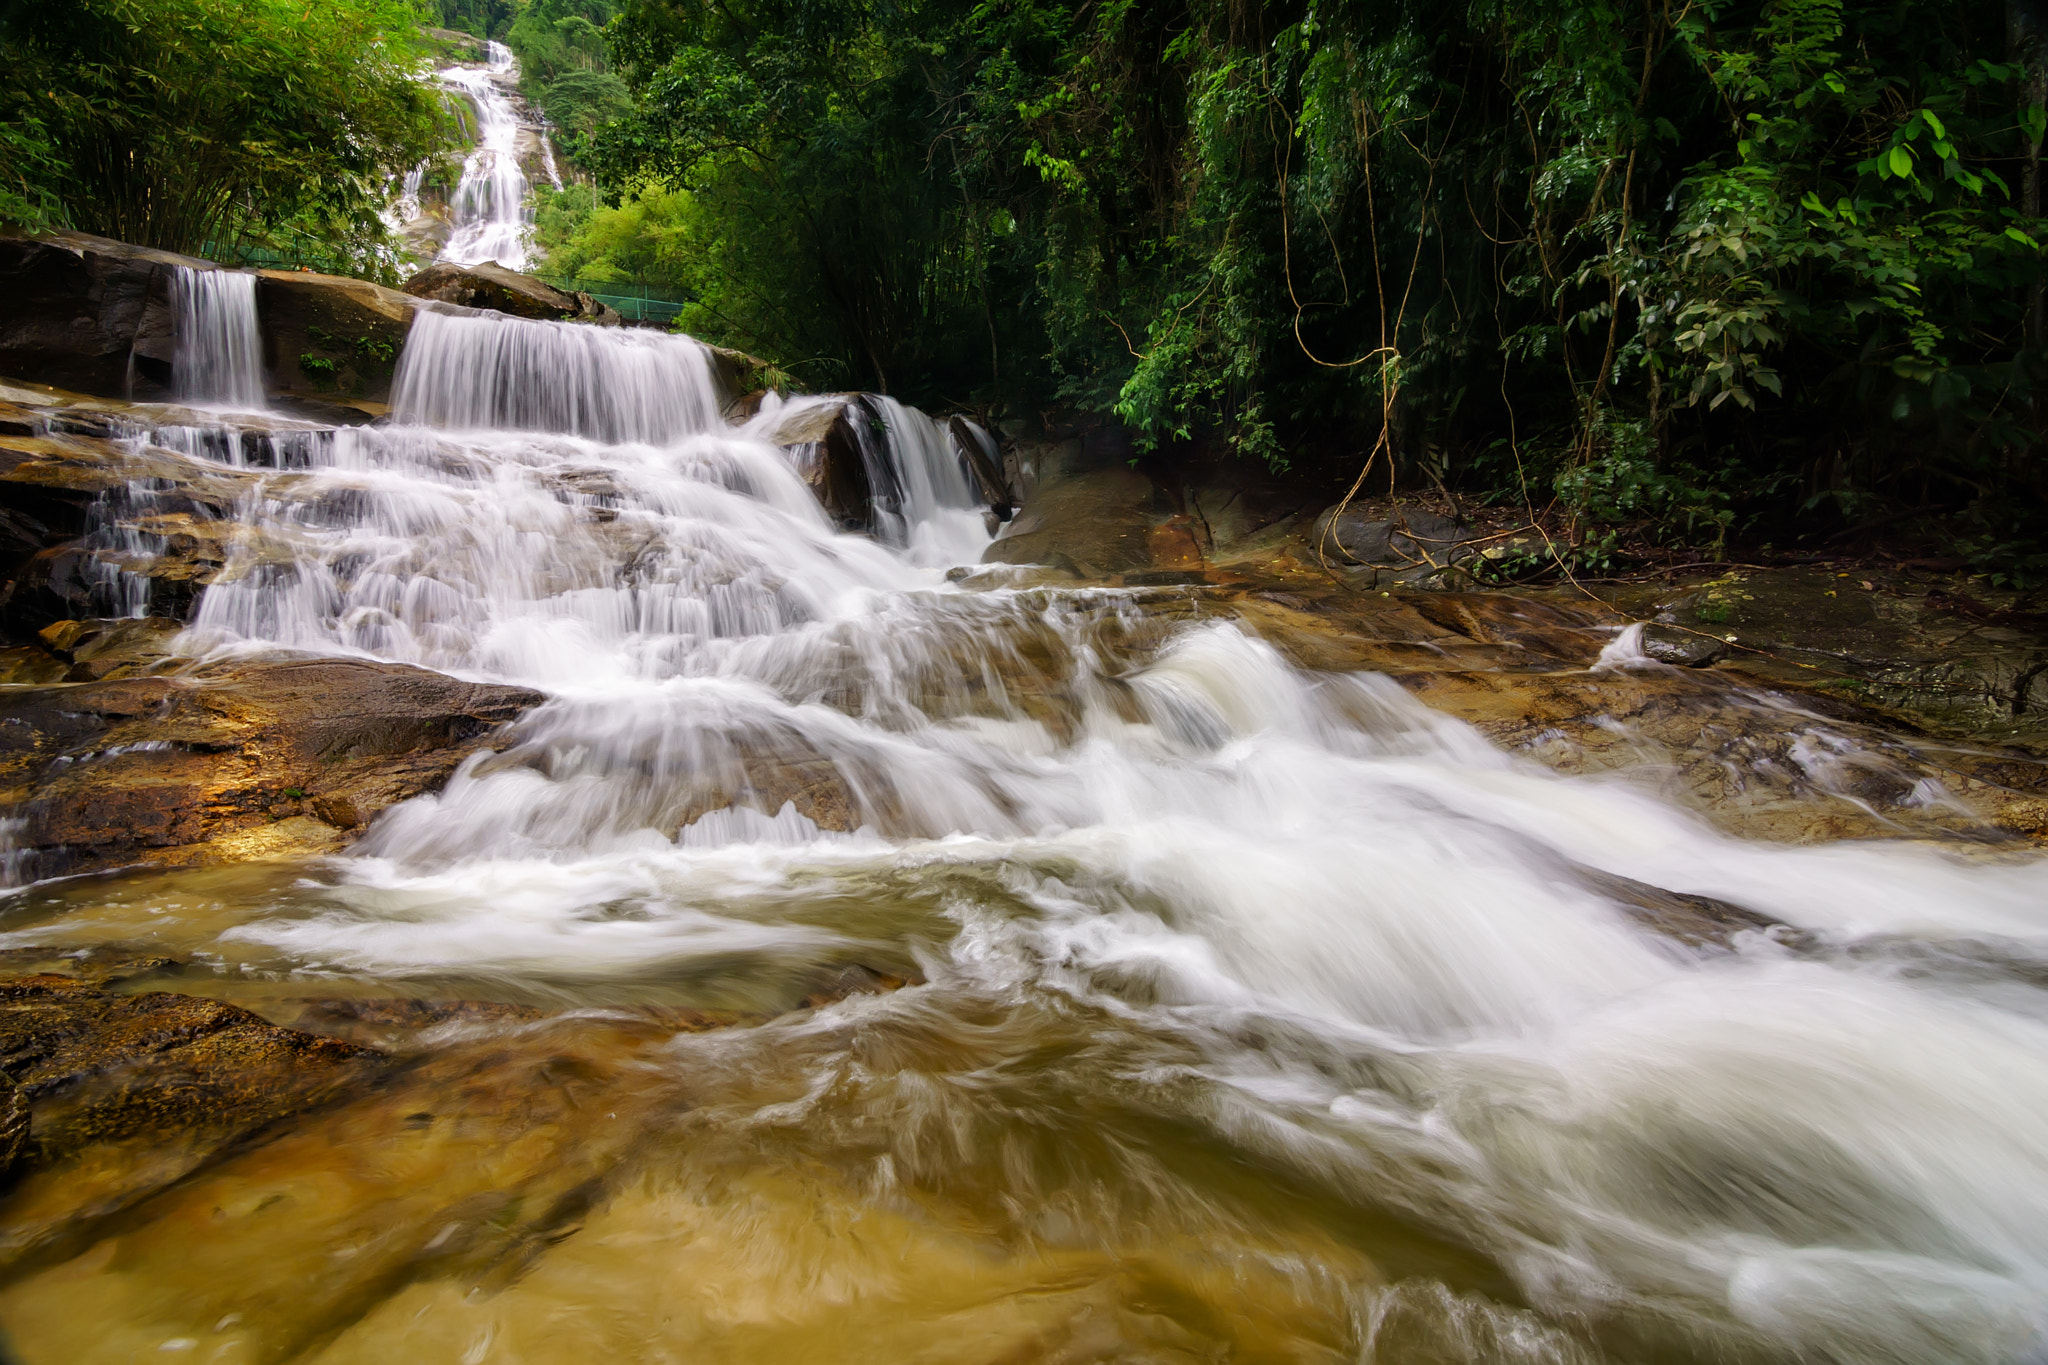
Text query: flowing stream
7 305 2048 1363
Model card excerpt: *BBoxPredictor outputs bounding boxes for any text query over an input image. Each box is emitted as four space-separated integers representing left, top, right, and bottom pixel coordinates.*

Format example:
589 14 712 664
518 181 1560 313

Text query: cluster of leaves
564 0 2043 558
0 0 447 270
503 0 632 169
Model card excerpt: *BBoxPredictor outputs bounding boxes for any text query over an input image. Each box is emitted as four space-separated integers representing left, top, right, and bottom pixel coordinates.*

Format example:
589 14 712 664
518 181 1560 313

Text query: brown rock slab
403 261 619 326
0 233 208 399
0 656 544 880
256 268 415 411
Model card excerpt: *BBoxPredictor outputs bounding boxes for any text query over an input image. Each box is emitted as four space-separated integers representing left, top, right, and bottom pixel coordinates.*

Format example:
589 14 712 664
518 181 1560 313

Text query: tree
0 0 446 274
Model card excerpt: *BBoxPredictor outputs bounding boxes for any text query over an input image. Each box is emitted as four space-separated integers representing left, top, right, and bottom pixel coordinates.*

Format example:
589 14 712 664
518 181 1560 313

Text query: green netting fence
529 277 693 326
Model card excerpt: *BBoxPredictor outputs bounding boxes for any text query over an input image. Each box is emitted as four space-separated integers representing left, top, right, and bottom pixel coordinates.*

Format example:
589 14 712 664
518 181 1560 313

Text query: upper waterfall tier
390 307 725 443
433 41 540 271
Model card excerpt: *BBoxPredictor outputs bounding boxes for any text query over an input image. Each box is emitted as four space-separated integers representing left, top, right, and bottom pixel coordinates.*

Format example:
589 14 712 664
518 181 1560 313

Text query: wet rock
289 998 551 1050
1601 567 2048 748
1310 503 1475 582
0 657 544 880
0 972 381 1178
1576 867 1796 950
0 233 208 400
0 971 384 1273
0 425 274 633
257 268 415 414
1639 623 1728 667
767 396 874 529
35 616 182 681
947 415 1013 515
706 346 778 416
403 261 620 327
801 962 923 1009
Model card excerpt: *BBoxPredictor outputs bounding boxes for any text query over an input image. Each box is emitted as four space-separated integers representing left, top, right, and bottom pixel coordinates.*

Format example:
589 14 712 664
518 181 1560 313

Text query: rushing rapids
3 302 2048 1364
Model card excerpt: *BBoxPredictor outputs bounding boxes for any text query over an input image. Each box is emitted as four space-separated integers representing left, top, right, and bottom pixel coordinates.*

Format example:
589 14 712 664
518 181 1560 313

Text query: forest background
4 0 2048 576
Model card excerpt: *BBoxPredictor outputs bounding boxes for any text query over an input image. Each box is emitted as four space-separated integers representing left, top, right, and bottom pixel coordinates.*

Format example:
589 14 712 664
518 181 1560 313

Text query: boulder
256 268 415 414
402 261 620 327
981 466 1180 579
0 657 544 881
706 345 779 417
766 396 874 529
0 233 210 400
1311 503 1476 581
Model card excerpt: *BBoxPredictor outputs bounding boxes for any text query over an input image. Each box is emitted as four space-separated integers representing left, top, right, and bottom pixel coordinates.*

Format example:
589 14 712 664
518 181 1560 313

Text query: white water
57 302 2048 1359
434 41 535 270
171 266 264 409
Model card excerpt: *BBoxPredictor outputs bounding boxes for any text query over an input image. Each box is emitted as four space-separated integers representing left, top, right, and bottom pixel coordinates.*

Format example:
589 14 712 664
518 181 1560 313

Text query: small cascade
171 266 265 409
390 306 724 442
851 396 994 566
436 40 535 270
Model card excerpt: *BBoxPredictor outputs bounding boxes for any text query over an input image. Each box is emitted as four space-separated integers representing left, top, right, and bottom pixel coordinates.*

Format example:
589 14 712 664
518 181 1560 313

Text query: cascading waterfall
389 305 724 442
20 298 2048 1362
434 40 536 270
170 265 264 409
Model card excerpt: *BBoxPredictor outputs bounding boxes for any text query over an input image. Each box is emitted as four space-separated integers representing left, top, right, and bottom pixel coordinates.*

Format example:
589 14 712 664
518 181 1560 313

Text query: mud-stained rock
982 467 1176 579
256 268 415 415
0 657 545 880
403 261 620 326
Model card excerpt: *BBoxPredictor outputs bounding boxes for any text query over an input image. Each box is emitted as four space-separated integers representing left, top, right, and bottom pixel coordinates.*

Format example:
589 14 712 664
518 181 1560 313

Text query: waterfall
389 306 725 442
435 40 536 270
171 266 264 409
859 395 993 565
37 299 2048 1362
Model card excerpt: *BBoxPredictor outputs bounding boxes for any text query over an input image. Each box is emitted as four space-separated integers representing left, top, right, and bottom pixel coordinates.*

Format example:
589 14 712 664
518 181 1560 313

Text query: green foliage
572 0 2040 555
533 180 693 284
503 0 629 169
427 0 515 38
0 0 446 269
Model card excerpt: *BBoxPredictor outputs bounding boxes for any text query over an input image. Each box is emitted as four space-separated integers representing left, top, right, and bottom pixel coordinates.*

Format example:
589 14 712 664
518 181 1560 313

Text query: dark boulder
0 233 209 400
947 415 1013 515
767 396 874 529
402 261 620 326
1311 503 1476 581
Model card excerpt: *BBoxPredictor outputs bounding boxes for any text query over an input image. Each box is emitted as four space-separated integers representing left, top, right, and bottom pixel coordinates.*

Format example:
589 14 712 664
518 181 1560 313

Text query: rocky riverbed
4 231 2048 1365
